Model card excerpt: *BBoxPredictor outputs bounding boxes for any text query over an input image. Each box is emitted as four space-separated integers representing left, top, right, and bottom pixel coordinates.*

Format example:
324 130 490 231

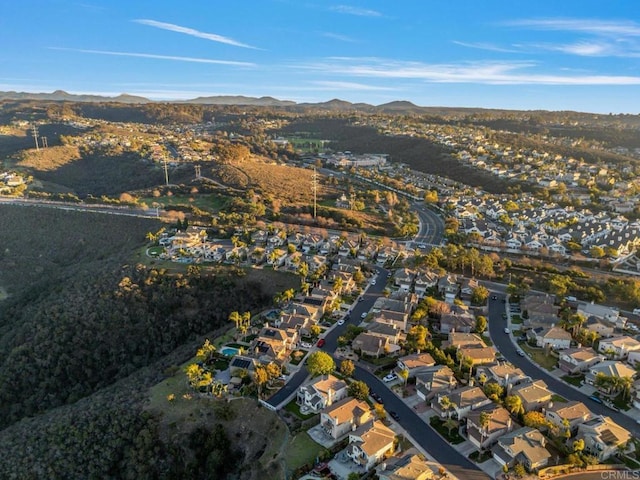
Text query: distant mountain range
0 89 444 113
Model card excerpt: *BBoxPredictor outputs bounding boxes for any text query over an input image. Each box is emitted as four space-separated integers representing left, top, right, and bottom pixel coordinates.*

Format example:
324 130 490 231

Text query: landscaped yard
429 417 465 445
562 374 584 386
511 315 523 324
469 450 492 463
520 343 557 371
551 394 567 403
481 334 493 346
284 400 317 420
285 432 325 473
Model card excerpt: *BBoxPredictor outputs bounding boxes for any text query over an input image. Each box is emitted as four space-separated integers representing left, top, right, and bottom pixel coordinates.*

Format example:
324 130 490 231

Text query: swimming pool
220 346 240 357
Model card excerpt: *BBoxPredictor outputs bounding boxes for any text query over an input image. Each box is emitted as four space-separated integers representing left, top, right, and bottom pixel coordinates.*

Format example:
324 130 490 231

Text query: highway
268 267 490 479
487 294 640 437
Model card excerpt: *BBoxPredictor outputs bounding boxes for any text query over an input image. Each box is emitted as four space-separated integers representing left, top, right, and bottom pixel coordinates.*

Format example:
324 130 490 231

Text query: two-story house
432 386 491 420
416 366 458 401
544 401 592 435
377 451 439 480
466 405 515 450
511 380 553 412
476 364 529 389
297 374 348 413
346 420 396 471
598 335 640 360
585 361 636 394
321 397 372 440
491 427 552 471
396 352 436 379
558 347 605 375
577 415 631 461
526 326 572 350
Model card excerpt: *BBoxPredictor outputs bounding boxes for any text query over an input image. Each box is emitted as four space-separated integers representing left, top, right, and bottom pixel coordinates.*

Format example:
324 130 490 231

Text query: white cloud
322 32 357 43
49 47 256 66
134 19 260 49
452 41 519 53
311 80 396 91
299 57 640 85
330 5 382 17
504 18 640 37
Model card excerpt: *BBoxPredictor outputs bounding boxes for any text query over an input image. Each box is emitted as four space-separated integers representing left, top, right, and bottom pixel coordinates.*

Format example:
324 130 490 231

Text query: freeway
487 294 640 438
267 267 490 479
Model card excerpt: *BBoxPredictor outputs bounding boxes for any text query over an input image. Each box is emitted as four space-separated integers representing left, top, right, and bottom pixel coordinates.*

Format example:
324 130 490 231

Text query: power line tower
312 167 318 219
40 136 48 148
32 125 39 151
194 165 201 179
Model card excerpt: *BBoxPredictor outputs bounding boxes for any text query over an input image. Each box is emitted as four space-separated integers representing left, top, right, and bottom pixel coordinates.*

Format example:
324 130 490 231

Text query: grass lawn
284 400 317 420
551 394 567 403
285 432 324 473
429 417 465 445
289 351 307 365
562 374 584 386
511 315 523 324
520 343 557 371
148 245 165 256
481 334 493 346
469 450 492 463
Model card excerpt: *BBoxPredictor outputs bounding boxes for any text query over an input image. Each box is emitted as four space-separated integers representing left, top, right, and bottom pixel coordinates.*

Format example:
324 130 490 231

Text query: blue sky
3 1 640 113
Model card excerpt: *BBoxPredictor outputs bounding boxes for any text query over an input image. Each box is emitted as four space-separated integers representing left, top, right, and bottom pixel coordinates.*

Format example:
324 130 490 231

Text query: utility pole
163 157 169 186
312 167 318 219
32 125 39 151
194 165 201 179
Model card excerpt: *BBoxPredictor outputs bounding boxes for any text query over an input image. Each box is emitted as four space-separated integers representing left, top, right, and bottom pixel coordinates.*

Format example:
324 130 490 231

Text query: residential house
287 302 322 322
521 293 559 328
374 309 410 333
577 415 631 461
492 427 552 471
438 275 459 304
394 268 416 292
346 420 396 471
297 374 348 413
578 303 622 328
321 397 372 440
396 353 436 379
229 355 260 376
511 380 553 412
585 361 636 392
544 401 592 434
439 312 476 334
353 332 391 358
459 278 480 301
416 366 458 401
376 451 438 480
414 270 439 297
457 345 497 367
338 239 359 257
466 405 515 450
367 321 404 353
584 317 615 338
597 335 640 360
476 364 529 389
526 326 572 350
432 386 491 419
558 347 605 374
444 332 486 349
250 327 296 364
278 312 313 336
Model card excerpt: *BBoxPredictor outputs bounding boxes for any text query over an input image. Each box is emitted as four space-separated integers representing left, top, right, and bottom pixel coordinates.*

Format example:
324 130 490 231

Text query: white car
337 319 345 325
504 328 510 334
361 312 368 319
383 373 397 382
300 342 313 349
371 279 377 285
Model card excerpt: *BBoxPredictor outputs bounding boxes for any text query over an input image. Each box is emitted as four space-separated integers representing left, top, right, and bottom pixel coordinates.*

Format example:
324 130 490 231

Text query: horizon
3 1 640 114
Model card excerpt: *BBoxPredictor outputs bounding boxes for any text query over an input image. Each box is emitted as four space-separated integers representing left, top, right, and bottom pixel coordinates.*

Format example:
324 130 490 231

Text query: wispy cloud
453 41 519 53
330 5 382 17
322 32 357 43
504 18 640 37
49 47 256 66
134 19 260 49
311 80 396 91
300 57 640 85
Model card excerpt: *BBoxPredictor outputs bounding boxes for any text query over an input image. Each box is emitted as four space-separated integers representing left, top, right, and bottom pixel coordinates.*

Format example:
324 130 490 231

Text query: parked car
517 349 525 357
301 342 313 349
337 319 345 325
383 372 397 382
371 392 383 404
504 328 510 334
317 338 325 347
388 410 400 420
361 312 368 318
589 395 603 404
371 279 377 285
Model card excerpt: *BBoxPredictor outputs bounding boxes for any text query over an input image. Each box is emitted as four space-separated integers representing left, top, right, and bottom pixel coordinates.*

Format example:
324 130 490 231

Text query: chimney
507 416 512 431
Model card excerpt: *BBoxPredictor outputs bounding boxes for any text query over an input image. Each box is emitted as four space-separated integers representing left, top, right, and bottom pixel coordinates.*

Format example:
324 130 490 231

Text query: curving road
268 267 490 479
411 203 445 248
487 294 640 437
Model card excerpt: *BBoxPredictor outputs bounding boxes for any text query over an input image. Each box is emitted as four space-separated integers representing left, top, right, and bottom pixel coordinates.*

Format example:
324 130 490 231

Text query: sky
3 1 640 113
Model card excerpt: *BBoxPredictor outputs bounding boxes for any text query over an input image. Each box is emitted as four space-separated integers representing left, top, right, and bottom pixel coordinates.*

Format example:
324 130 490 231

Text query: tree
474 315 487 334
479 410 491 447
405 325 428 352
398 368 409 385
348 380 370 400
572 438 585 454
483 382 504 402
306 351 335 377
505 395 524 416
513 463 526 478
196 339 217 364
374 403 386 420
339 359 355 377
471 286 490 305
347 473 360 480
309 325 322 338
523 411 549 430
253 366 269 398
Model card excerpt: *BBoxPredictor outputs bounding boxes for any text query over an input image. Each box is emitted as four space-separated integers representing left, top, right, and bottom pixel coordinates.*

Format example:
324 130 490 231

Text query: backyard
285 432 325 474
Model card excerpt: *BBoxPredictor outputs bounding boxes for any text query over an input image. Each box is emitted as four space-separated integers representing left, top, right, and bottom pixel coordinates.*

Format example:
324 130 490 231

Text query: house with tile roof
558 347 605 374
491 427 552 471
510 380 553 412
346 420 396 471
297 374 348 414
466 404 516 450
320 397 372 440
577 415 631 461
416 366 458 401
376 451 438 480
476 363 529 389
432 385 491 419
396 352 436 378
585 361 636 393
544 400 592 434
526 326 572 350
597 335 640 360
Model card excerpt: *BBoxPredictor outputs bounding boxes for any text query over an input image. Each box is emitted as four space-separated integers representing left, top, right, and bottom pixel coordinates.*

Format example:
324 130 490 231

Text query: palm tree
505 395 524 416
398 369 409 386
478 411 491 449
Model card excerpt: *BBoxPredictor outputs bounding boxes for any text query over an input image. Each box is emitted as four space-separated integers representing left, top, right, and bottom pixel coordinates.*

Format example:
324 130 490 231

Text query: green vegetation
562 374 585 386
285 432 324 474
519 344 558 371
284 400 317 419
429 417 465 444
